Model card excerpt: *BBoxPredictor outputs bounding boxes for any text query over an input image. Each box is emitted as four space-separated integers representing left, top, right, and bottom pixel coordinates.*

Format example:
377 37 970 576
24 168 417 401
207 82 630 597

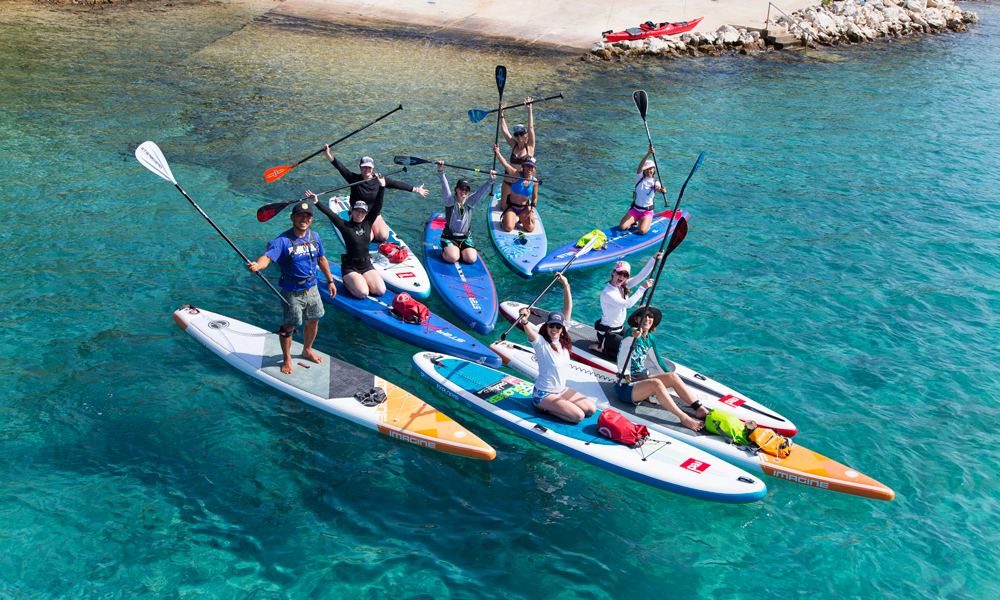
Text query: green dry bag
704 408 751 445
576 229 608 250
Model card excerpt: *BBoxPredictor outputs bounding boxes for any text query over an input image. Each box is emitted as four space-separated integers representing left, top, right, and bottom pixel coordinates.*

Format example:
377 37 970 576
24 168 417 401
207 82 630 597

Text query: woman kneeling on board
517 275 597 423
616 307 707 432
493 143 538 233
307 175 386 300
436 160 495 264
588 253 661 356
620 145 666 235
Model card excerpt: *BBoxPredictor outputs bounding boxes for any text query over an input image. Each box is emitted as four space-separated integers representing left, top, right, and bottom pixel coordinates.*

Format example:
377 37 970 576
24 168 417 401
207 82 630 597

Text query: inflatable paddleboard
533 209 690 275
422 213 498 334
412 352 766 503
490 339 893 501
499 301 797 436
172 305 495 460
329 196 430 298
486 189 547 279
316 267 501 368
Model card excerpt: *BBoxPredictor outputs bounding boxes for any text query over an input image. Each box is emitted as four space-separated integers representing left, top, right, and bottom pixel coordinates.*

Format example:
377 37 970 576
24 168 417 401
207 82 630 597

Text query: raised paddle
616 92 706 383
256 166 408 223
499 233 602 341
490 65 507 195
392 156 542 185
468 93 564 124
135 141 290 307
263 104 403 182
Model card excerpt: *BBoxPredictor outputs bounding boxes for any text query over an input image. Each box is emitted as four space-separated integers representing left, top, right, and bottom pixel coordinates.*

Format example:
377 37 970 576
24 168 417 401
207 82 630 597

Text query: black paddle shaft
490 66 507 195
293 105 403 167
174 183 291 308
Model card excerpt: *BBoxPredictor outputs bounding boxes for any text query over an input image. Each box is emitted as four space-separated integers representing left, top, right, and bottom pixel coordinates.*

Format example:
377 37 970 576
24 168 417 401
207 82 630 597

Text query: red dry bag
378 241 409 264
392 292 429 324
597 409 650 448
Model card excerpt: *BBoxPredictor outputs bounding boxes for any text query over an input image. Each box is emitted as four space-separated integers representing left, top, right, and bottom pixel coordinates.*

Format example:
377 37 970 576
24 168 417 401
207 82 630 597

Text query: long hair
540 324 571 352
609 276 631 299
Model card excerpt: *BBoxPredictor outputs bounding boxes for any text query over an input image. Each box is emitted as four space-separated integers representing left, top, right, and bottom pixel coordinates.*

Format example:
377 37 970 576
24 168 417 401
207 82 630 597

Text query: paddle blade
393 155 426 166
256 201 290 223
665 217 689 255
264 164 294 182
496 65 507 96
469 109 490 124
633 90 648 119
135 141 176 184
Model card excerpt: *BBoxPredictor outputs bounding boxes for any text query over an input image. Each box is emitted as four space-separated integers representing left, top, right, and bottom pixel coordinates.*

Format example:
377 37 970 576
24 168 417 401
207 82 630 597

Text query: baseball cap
512 124 527 135
641 160 655 171
522 156 537 167
291 202 314 216
545 311 565 327
359 156 375 168
455 179 471 190
613 261 631 276
352 200 369 212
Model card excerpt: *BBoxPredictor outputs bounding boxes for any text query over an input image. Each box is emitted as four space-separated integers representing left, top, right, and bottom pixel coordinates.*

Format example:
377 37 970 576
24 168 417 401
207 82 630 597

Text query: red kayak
602 17 703 42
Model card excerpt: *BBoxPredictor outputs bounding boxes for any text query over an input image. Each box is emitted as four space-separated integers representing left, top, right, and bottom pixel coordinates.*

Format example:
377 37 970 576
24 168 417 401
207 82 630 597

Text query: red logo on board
680 458 710 473
396 272 416 279
719 395 746 408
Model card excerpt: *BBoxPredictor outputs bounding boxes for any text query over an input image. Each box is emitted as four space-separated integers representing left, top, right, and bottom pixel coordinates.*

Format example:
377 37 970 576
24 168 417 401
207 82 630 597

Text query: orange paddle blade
264 164 295 182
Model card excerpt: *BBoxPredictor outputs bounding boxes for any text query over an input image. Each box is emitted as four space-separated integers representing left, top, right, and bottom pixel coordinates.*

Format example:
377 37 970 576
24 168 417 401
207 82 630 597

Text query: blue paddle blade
469 109 490 124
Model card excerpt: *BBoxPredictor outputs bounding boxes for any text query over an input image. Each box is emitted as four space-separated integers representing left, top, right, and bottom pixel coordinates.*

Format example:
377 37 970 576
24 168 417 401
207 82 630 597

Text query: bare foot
281 361 294 375
695 406 710 419
681 415 704 432
301 349 323 364
588 343 602 352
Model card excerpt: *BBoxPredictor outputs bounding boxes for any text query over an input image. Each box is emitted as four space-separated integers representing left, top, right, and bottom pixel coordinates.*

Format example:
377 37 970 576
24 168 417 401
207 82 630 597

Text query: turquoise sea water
2 0 1000 597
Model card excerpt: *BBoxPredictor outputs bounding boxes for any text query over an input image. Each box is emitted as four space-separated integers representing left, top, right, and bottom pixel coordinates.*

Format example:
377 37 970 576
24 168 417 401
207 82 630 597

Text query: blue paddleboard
422 214 499 335
533 209 690 274
316 267 501 368
412 352 767 503
486 189 547 279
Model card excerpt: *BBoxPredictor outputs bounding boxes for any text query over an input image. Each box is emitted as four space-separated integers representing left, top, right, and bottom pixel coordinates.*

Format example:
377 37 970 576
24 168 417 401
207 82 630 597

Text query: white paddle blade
135 141 176 184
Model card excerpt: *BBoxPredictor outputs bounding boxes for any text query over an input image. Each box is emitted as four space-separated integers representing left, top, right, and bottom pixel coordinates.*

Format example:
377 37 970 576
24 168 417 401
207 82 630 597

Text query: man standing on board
248 201 336 374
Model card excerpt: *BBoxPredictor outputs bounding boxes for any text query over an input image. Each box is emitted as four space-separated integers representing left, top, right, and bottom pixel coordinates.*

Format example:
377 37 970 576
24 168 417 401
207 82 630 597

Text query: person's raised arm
306 190 339 223
525 96 536 148
326 145 355 182
499 101 514 147
494 143 516 174
556 273 573 322
636 144 654 174
628 252 661 287
519 308 539 342
467 171 496 208
365 176 386 224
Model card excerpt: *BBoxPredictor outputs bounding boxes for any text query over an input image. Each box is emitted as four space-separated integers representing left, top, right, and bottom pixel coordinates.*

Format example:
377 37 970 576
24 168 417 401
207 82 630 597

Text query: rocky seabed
588 0 979 60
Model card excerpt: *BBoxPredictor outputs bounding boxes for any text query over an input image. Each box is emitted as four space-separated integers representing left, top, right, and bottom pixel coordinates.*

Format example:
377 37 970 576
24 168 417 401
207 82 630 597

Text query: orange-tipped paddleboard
173 305 494 460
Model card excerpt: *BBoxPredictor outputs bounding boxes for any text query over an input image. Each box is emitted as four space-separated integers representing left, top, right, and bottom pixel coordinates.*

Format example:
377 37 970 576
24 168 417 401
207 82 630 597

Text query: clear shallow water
2 1 1000 597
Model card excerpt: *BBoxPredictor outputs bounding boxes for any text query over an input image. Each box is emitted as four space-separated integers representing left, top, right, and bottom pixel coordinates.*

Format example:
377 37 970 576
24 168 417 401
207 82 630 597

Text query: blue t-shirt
265 229 325 292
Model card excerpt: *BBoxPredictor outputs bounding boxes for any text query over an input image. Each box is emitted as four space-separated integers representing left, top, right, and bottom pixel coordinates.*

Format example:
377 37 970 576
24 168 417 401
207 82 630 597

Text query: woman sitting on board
493 143 538 234
619 145 667 235
306 174 386 300
498 97 535 211
324 144 429 242
615 307 707 432
517 274 597 424
436 161 496 264
588 253 662 356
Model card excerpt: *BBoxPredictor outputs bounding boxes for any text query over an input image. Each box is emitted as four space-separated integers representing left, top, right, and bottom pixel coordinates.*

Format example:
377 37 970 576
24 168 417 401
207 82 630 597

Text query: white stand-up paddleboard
173 305 494 460
412 352 766 503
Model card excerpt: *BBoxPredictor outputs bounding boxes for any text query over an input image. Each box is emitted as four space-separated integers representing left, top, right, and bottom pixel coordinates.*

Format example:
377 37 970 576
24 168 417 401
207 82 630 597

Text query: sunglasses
614 270 630 277
514 131 526 137
546 323 563 330
457 187 471 192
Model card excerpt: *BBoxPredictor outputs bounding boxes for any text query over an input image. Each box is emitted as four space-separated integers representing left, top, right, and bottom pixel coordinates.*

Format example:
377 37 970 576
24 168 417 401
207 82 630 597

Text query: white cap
613 261 631 275
359 156 375 168
641 160 655 171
